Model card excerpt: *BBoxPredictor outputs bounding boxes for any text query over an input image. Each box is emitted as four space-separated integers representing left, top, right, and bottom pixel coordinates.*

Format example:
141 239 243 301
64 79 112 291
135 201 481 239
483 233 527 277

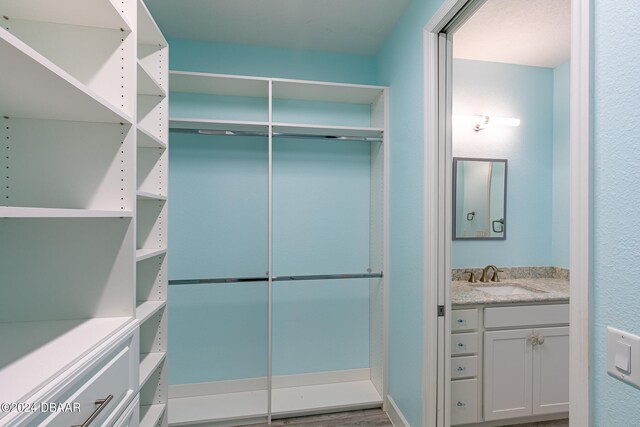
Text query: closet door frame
422 0 593 426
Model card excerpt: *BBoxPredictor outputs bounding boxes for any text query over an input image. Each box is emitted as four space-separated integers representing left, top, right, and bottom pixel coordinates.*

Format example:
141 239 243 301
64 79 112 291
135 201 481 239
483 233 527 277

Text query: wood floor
245 409 392 427
507 420 569 427
244 410 567 427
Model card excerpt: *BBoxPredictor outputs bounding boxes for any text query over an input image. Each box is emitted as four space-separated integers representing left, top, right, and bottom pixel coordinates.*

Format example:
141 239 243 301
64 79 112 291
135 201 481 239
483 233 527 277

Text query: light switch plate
607 326 640 388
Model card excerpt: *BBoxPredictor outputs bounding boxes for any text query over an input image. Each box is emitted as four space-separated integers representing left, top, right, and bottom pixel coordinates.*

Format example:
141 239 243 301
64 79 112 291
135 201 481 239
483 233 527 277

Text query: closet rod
168 272 383 286
169 128 383 142
273 272 383 281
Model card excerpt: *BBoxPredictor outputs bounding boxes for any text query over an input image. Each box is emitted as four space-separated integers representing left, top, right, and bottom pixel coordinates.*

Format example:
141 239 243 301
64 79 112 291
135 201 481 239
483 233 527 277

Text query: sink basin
476 285 536 296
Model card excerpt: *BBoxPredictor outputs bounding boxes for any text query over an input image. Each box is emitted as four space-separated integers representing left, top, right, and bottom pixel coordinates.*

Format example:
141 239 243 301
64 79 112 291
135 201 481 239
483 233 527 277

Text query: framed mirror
453 157 507 240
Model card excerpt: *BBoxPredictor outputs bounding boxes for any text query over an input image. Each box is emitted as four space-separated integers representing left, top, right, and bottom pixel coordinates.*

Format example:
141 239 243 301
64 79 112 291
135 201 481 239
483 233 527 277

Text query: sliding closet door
272 136 372 401
168 131 269 397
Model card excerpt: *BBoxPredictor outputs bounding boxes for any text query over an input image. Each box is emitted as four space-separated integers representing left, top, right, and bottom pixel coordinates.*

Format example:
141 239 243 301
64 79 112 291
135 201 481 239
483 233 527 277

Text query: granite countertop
451 277 569 306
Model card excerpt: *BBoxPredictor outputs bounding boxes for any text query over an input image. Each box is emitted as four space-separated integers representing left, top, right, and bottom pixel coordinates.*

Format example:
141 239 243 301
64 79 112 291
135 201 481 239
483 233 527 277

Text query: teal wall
592 0 640 423
167 39 377 385
168 134 372 383
375 1 445 425
168 38 377 84
552 61 570 268
451 59 555 268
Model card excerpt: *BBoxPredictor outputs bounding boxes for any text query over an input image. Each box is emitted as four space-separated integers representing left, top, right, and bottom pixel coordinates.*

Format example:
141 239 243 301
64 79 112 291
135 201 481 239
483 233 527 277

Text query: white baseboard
169 368 371 399
387 394 410 427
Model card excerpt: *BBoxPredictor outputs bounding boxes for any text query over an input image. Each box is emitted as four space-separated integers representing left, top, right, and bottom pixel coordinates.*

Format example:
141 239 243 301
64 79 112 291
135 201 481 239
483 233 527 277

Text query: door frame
422 0 592 426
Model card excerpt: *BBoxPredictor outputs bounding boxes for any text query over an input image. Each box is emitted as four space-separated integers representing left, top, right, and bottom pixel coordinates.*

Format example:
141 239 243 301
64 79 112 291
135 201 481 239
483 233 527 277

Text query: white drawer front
485 304 569 329
451 309 478 332
451 378 479 425
21 330 138 427
451 332 478 355
451 355 478 379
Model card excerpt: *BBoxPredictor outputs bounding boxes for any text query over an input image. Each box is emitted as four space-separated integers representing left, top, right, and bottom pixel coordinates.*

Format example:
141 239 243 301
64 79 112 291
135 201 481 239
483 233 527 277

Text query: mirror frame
452 157 508 241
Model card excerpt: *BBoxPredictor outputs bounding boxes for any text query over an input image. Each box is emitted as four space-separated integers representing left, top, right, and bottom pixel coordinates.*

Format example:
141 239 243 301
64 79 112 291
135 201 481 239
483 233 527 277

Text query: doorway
423 0 591 426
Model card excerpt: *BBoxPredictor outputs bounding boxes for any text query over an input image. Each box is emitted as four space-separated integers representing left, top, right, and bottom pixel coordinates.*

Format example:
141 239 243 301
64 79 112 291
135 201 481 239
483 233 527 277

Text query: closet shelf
272 78 385 104
272 123 384 139
136 247 167 262
140 403 167 427
137 61 166 97
137 126 167 149
139 352 166 388
0 0 131 32
137 0 167 47
0 28 133 124
169 71 269 98
169 118 269 133
168 380 382 425
168 119 382 140
0 207 133 218
137 191 167 201
136 300 166 324
0 316 132 404
272 380 382 416
169 390 266 425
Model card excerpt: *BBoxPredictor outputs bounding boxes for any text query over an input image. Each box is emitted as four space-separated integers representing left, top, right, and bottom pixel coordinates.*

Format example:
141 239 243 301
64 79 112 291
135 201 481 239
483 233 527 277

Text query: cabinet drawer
25 329 138 427
451 309 478 331
451 355 478 379
451 378 479 425
451 332 478 355
485 304 569 329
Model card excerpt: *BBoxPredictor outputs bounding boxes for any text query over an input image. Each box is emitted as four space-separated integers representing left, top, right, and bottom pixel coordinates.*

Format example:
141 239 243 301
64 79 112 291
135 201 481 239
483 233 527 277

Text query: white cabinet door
484 329 533 421
533 326 570 415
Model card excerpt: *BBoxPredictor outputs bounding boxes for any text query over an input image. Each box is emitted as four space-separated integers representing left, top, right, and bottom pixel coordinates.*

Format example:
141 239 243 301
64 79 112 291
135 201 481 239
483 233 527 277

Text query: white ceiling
145 0 410 56
453 0 571 68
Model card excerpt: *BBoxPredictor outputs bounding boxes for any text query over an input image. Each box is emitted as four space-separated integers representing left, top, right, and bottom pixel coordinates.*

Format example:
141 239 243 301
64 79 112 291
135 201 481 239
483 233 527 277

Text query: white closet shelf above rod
169 128 384 143
168 272 384 286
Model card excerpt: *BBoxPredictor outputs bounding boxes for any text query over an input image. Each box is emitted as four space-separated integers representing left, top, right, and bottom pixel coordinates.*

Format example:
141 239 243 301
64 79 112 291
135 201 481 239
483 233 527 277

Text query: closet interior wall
167 71 388 426
0 1 169 426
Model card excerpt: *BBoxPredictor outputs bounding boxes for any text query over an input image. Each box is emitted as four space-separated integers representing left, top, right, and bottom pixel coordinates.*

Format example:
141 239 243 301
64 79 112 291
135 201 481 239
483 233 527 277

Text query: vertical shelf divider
135 0 168 425
267 78 274 424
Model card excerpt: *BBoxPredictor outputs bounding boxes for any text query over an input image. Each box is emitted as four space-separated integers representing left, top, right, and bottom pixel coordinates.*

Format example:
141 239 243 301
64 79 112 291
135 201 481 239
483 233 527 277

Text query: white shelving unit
167 71 388 426
0 0 137 424
136 1 169 426
0 0 168 425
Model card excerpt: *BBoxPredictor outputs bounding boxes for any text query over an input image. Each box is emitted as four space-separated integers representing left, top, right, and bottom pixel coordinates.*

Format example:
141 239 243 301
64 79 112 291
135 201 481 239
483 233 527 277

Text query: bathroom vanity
450 277 569 426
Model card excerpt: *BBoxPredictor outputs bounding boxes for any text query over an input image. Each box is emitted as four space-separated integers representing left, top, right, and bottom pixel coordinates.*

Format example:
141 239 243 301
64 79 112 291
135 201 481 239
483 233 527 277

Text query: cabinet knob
457 342 464 347
457 366 465 372
457 401 466 407
527 335 545 346
457 319 465 324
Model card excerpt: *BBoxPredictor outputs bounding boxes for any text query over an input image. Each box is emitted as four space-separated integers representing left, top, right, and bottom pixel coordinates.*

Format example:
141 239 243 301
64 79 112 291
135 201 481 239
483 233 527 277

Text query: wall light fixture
453 115 521 131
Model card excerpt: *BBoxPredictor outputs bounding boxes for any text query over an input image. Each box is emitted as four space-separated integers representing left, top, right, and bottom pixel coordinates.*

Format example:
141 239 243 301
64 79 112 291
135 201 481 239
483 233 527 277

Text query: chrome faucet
480 265 504 282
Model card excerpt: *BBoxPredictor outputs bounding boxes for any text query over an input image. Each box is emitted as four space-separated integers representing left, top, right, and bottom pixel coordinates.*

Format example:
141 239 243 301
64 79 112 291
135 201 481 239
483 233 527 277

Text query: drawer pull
457 401 466 407
72 394 113 427
457 319 465 324
457 366 465 372
457 343 464 347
